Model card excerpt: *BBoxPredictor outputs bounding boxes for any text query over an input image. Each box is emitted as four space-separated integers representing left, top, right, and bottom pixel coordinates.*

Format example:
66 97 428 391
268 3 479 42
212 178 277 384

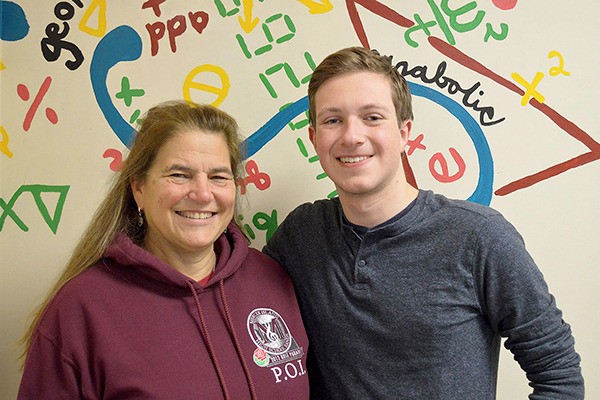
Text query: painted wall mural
1 1 598 398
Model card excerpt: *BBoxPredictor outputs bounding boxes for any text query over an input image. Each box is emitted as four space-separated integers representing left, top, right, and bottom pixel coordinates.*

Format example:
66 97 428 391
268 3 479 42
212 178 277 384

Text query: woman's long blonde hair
20 100 245 360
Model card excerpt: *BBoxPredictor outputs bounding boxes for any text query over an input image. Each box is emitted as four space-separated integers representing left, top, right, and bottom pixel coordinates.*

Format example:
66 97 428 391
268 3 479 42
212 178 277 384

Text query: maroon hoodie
18 223 309 399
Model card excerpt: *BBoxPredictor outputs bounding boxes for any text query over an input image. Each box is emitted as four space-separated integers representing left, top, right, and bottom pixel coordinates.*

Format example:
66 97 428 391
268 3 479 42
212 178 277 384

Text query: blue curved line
90 25 142 147
243 97 309 158
408 82 494 205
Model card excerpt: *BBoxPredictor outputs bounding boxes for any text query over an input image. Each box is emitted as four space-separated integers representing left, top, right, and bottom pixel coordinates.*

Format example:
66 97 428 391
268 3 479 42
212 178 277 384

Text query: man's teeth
177 211 213 219
339 156 369 163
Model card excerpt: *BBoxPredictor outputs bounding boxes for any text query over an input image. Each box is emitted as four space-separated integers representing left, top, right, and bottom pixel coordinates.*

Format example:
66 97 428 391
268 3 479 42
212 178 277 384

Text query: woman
18 101 309 399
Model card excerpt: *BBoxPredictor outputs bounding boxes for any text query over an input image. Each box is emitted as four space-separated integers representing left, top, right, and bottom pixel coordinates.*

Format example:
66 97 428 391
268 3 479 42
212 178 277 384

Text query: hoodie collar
104 222 249 291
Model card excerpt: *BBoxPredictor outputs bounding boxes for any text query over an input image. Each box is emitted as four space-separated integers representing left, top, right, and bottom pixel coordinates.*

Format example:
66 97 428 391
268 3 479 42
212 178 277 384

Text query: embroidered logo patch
247 308 305 367
253 348 270 367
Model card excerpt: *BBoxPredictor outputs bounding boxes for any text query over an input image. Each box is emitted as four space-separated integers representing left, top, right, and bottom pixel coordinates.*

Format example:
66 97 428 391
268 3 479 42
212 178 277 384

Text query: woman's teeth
177 211 213 219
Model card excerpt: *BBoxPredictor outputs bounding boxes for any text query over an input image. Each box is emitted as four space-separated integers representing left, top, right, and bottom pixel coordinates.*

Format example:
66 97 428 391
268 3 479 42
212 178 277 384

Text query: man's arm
472 215 584 399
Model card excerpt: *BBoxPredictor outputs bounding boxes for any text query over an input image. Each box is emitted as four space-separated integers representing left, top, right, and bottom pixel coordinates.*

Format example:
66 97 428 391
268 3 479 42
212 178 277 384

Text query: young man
263 47 584 399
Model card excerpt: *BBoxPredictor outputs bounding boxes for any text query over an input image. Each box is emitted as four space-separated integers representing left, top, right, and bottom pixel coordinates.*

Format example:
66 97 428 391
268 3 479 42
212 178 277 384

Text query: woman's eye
211 176 231 185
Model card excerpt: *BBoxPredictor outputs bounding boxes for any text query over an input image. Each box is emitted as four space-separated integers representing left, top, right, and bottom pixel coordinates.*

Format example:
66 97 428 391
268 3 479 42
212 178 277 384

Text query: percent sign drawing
17 76 59 132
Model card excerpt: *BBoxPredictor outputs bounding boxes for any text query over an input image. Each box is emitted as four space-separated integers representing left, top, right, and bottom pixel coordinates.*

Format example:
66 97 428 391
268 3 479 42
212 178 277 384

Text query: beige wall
1 1 598 398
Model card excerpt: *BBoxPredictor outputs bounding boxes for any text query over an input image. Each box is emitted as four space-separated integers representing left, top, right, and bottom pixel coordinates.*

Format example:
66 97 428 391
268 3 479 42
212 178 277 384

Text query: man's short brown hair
308 47 413 127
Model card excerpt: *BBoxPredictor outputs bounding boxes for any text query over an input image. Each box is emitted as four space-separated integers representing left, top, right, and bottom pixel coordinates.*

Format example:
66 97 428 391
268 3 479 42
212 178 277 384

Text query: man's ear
400 120 412 145
309 125 316 148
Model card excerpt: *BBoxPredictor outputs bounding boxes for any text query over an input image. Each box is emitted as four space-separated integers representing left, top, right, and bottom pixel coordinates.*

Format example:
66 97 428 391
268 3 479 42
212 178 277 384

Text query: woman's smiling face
132 130 236 260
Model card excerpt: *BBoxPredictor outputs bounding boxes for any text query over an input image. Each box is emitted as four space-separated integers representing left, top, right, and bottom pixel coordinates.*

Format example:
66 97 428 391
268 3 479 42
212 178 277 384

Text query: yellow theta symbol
183 65 230 107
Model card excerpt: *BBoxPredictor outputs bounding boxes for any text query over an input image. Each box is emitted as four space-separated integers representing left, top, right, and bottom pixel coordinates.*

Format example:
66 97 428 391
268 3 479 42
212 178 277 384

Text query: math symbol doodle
511 71 545 106
239 209 279 243
429 148 466 183
548 50 570 77
79 0 107 37
17 76 59 132
1 126 14 158
103 148 124 171
403 0 508 47
511 50 570 106
238 160 271 195
406 133 427 156
115 76 145 123
0 185 70 234
183 64 230 107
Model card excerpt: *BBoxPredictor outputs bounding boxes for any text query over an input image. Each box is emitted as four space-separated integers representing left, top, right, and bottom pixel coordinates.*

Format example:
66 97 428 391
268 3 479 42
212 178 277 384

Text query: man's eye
324 118 340 124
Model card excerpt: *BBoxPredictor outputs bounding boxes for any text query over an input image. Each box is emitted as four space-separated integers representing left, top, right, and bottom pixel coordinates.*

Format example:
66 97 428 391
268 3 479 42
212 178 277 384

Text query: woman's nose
187 176 213 203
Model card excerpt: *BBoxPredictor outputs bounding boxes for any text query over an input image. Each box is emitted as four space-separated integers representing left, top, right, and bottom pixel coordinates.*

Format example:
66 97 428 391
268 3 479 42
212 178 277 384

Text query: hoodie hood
104 221 249 291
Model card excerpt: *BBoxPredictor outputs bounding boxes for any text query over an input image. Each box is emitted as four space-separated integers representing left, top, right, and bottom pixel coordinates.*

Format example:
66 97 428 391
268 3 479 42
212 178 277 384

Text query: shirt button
357 260 366 267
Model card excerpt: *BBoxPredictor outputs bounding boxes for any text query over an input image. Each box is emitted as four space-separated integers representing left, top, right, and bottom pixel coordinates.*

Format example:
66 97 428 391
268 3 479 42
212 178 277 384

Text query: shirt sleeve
18 329 84 400
471 214 584 399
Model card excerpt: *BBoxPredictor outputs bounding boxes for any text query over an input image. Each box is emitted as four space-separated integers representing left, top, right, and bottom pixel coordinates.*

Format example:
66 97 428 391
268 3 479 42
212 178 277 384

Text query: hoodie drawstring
186 280 258 400
219 280 258 400
187 281 231 400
